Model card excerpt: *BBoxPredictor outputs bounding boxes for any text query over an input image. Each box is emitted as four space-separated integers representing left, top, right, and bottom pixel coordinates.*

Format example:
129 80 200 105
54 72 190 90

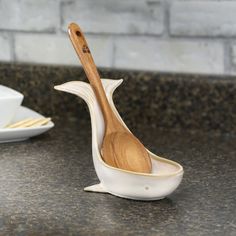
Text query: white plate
0 106 54 143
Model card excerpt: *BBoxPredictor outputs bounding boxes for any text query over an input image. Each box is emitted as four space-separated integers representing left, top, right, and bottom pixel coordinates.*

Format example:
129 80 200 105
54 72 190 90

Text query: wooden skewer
21 118 43 128
31 118 51 127
6 118 33 128
6 118 51 129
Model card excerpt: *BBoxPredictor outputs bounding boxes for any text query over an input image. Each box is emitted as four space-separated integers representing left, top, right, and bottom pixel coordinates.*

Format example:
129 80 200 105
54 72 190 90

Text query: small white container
0 85 24 128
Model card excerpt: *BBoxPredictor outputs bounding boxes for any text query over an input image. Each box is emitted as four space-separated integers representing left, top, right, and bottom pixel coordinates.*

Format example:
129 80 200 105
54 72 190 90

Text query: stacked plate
0 85 54 143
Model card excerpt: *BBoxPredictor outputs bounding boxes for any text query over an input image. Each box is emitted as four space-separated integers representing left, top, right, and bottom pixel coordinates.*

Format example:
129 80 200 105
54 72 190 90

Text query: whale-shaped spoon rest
55 79 184 201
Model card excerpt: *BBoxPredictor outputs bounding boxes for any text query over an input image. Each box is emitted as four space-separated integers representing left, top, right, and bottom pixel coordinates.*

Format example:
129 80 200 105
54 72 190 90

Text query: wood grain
68 23 152 173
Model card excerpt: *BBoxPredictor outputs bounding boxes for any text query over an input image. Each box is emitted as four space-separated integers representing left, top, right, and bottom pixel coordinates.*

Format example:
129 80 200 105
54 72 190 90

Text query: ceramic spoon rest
55 79 184 201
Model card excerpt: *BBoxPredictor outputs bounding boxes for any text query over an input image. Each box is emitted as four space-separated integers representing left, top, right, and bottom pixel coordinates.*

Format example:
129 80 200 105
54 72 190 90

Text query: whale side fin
84 183 108 193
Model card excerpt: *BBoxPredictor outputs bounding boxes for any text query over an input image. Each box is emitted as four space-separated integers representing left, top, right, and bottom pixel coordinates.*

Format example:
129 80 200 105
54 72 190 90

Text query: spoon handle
68 23 122 132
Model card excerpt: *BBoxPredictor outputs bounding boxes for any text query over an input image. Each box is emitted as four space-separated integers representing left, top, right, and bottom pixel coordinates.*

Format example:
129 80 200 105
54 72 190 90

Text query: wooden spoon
68 23 152 173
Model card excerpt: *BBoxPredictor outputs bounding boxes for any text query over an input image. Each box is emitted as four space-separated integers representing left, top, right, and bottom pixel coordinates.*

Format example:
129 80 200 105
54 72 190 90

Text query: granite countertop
0 117 235 236
1 63 236 135
0 63 235 235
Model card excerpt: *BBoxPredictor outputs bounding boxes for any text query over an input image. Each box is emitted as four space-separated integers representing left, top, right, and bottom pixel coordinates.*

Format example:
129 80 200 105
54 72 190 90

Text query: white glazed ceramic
0 106 54 143
55 79 184 200
0 85 24 128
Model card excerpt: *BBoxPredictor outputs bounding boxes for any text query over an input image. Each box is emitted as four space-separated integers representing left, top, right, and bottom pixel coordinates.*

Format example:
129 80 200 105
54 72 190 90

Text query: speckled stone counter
0 63 236 135
0 119 235 235
0 63 236 235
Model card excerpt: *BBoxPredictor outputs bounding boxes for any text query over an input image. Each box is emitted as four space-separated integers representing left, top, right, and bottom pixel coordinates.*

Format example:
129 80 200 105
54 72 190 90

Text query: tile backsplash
1 0 236 75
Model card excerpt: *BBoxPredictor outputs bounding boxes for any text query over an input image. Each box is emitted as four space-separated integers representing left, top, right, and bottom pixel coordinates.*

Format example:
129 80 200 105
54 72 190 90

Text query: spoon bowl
102 131 151 173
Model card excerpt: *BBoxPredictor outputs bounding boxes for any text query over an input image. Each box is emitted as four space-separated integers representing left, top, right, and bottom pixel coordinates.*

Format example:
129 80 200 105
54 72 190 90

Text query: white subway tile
0 0 59 32
61 0 163 35
15 33 113 67
170 1 236 36
114 38 224 74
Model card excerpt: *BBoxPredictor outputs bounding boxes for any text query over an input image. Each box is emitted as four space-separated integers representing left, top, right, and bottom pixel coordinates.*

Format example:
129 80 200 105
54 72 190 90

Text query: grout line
58 0 65 35
0 29 56 35
111 36 116 68
163 0 171 39
223 40 229 74
55 0 62 35
8 31 16 62
224 40 235 75
1 29 236 42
